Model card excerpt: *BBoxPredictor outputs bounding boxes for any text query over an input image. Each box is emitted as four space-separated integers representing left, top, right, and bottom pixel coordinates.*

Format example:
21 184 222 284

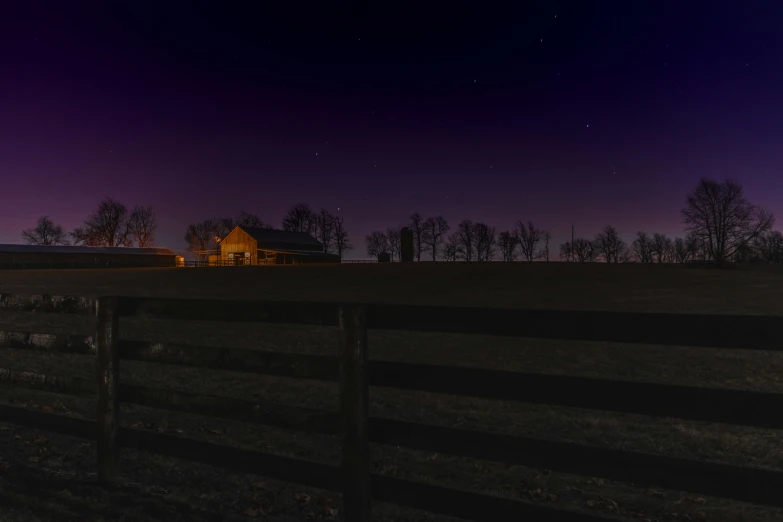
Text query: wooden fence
2 294 783 521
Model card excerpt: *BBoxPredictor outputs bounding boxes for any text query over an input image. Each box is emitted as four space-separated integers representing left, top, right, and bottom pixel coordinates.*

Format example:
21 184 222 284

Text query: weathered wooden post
96 296 120 482
338 304 371 521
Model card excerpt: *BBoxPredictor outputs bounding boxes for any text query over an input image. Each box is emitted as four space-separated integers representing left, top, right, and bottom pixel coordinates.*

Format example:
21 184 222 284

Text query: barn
218 226 340 265
0 245 178 269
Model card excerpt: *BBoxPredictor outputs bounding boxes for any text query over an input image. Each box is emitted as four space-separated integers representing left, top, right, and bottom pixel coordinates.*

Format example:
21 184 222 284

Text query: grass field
2 263 783 521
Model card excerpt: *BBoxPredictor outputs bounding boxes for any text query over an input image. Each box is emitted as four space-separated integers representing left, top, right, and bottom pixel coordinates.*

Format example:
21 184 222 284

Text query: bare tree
559 241 574 262
474 222 497 261
453 220 476 261
631 232 654 263
211 218 235 244
185 220 215 262
313 208 336 253
282 203 315 233
594 225 628 263
651 233 674 263
443 234 459 261
333 216 352 260
749 230 783 264
128 206 157 247
517 221 542 262
385 227 402 261
422 216 449 261
365 231 389 260
674 237 689 263
409 212 426 262
234 211 265 229
683 178 774 265
22 216 69 246
498 230 518 261
572 238 596 263
74 198 130 247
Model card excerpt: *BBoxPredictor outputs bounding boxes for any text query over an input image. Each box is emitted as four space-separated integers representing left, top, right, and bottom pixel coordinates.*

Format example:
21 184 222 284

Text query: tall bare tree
631 231 654 263
365 231 389 260
385 227 402 261
22 216 69 246
409 212 426 261
422 216 449 261
333 216 352 260
184 220 215 261
559 241 574 262
517 221 543 262
474 222 497 261
128 206 157 247
443 234 459 261
498 230 518 261
565 238 596 263
651 233 674 263
453 220 476 261
73 198 130 247
594 225 628 263
282 203 315 233
313 208 336 253
682 178 774 265
753 230 783 264
233 211 265 229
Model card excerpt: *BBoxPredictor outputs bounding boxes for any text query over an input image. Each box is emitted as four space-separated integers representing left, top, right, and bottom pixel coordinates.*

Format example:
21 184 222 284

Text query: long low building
0 245 178 269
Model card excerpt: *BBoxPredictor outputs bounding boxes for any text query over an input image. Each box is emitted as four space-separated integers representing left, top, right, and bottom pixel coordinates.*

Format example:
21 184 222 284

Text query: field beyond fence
2 290 783 521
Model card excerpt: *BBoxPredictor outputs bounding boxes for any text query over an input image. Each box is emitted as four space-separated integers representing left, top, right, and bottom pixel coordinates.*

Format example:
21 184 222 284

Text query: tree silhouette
313 208 336 253
474 222 497 261
682 178 774 265
365 231 389 260
409 212 426 261
333 216 352 260
72 198 130 247
128 206 157 247
498 230 518 261
422 216 449 261
281 203 315 233
631 232 654 263
594 225 628 263
22 216 69 246
517 221 543 262
385 227 402 261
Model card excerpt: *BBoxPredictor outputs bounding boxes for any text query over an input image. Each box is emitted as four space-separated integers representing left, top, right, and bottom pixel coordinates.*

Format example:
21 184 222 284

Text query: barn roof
0 245 177 256
239 227 322 248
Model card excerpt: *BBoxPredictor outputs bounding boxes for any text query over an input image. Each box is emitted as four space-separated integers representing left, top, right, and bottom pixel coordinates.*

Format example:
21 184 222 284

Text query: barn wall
0 252 177 269
220 227 258 265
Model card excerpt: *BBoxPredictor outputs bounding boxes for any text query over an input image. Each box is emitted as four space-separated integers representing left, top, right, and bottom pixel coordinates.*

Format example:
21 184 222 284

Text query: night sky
3 2 783 256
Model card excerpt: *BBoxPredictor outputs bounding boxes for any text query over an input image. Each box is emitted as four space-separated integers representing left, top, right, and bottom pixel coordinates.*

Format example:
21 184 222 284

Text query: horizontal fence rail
2 294 783 521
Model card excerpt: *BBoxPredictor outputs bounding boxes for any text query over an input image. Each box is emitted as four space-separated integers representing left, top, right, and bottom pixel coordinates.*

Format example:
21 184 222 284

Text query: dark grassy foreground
2 263 783 521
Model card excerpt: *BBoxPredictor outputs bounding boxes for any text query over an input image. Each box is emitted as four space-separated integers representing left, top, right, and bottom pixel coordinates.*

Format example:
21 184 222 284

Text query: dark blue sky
2 1 782 256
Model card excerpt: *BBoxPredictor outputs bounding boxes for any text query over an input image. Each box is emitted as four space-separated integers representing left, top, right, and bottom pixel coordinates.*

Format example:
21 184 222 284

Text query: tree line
365 178 781 265
184 203 352 260
20 179 780 266
22 198 156 248
366 215 553 262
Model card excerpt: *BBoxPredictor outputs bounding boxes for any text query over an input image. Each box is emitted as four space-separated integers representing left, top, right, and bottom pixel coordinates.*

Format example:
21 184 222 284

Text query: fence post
96 296 120 482
338 304 371 522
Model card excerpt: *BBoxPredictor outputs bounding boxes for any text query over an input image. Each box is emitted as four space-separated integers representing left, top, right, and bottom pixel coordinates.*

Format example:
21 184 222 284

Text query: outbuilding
218 226 339 265
0 245 178 269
